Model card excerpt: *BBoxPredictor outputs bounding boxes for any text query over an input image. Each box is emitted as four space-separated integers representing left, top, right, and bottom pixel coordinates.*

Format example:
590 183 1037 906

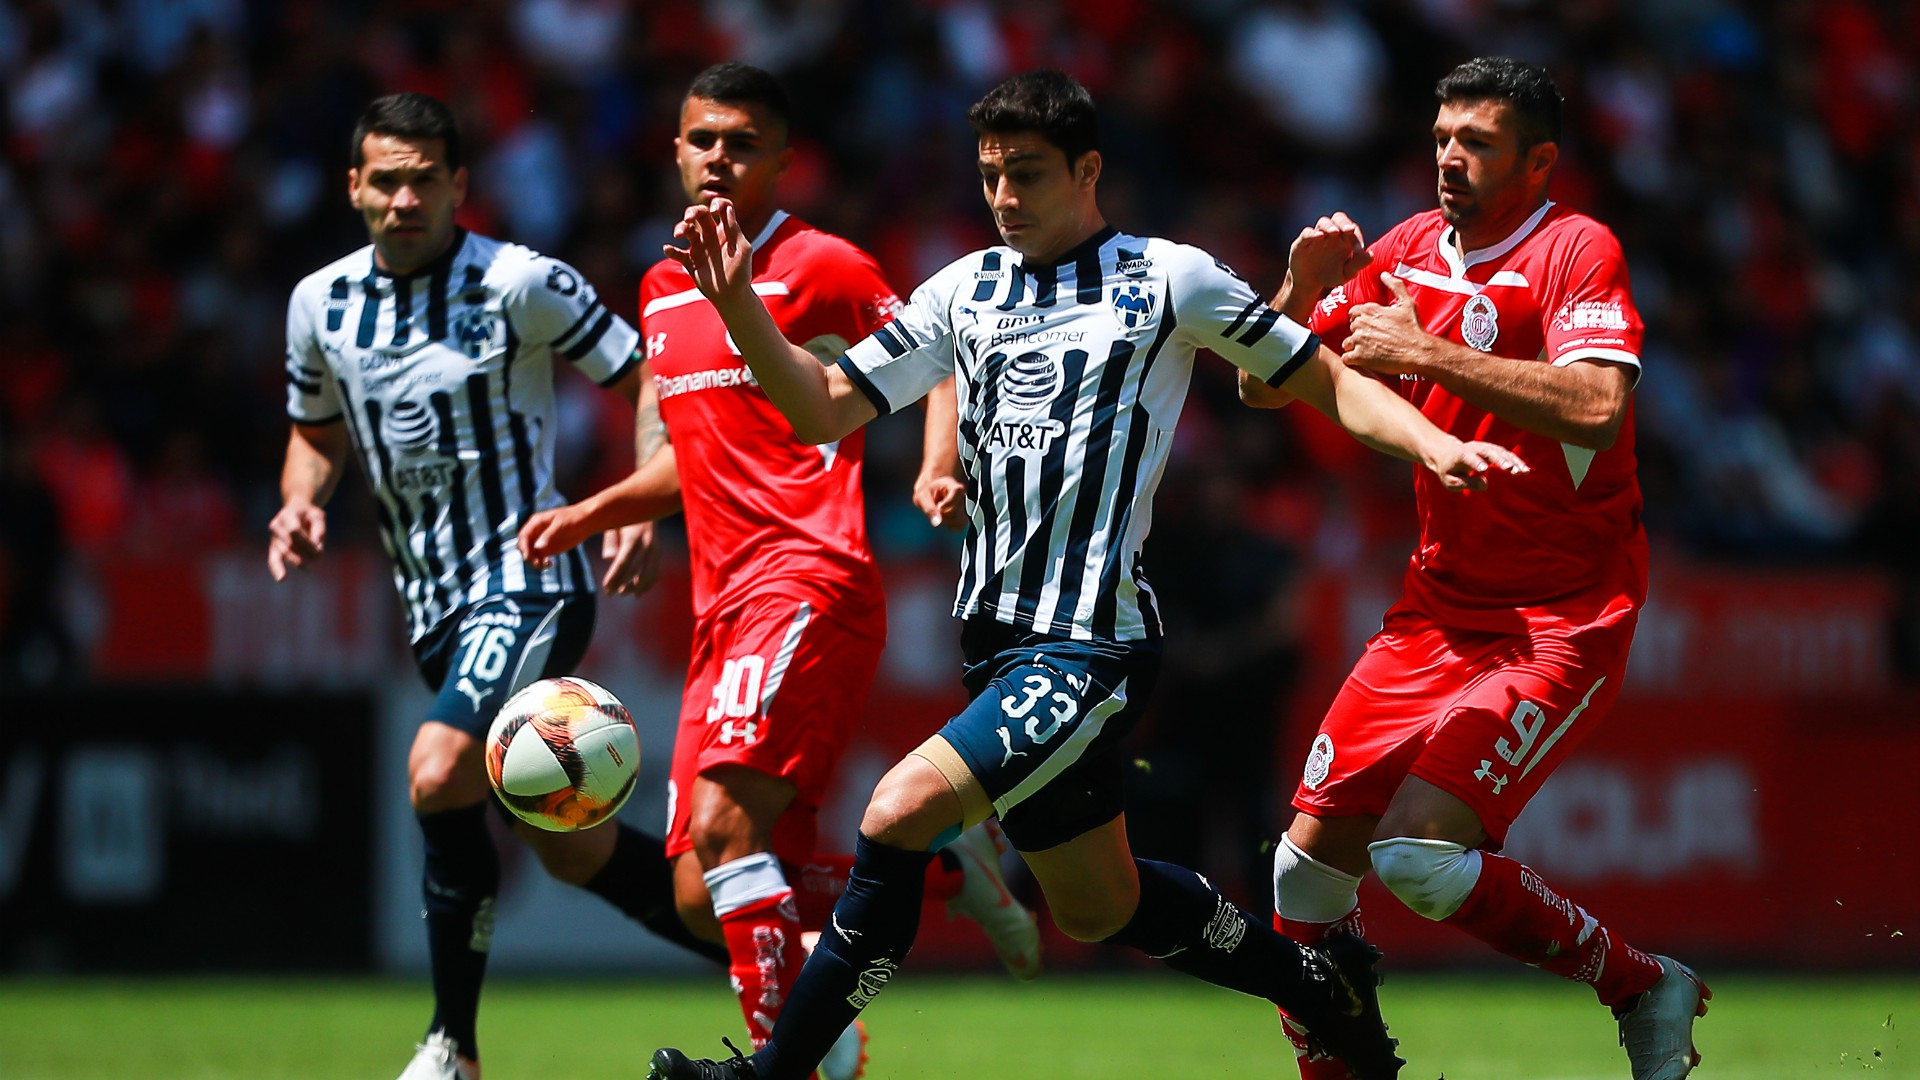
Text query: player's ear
346 168 361 208
1528 141 1558 183
1075 149 1102 190
776 143 795 179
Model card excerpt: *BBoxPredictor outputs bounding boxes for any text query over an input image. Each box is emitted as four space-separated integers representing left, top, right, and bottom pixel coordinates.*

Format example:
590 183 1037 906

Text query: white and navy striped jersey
284 229 640 642
838 226 1318 641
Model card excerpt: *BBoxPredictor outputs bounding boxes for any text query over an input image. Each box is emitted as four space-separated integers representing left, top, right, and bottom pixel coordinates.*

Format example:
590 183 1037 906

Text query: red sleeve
1306 227 1402 351
795 237 902 345
1543 222 1643 373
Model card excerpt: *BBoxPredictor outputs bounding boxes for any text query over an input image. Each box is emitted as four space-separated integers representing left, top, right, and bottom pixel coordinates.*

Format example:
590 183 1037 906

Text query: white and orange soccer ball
485 676 640 832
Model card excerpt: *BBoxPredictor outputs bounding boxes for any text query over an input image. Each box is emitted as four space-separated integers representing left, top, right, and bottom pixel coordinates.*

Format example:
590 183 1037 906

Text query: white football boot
396 1031 479 1080
1617 955 1711 1079
943 820 1043 981
818 1019 869 1080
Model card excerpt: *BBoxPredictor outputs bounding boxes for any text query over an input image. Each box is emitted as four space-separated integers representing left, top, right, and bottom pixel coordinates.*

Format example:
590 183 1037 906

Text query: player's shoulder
912 245 1011 300
1137 234 1232 278
291 246 372 302
769 215 877 265
477 234 557 289
1533 204 1625 258
1375 210 1445 255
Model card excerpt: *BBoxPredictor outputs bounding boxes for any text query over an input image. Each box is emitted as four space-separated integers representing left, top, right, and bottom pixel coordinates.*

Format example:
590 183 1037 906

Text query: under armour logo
1474 760 1510 794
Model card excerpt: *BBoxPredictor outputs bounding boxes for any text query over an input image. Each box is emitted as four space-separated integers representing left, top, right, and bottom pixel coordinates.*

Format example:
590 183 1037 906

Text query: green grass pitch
0 972 1912 1078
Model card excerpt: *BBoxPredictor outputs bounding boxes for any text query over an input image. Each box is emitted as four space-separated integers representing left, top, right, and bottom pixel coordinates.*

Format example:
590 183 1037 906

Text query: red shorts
1292 608 1635 846
664 594 885 863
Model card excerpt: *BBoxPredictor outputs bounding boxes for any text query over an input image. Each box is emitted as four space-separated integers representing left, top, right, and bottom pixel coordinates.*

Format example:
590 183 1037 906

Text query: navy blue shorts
412 593 597 737
939 617 1161 853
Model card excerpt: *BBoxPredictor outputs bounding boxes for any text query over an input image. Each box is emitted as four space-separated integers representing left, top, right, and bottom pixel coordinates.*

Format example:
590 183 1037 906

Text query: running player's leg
662 597 885 1057
1366 619 1707 1076
1274 615 1446 1078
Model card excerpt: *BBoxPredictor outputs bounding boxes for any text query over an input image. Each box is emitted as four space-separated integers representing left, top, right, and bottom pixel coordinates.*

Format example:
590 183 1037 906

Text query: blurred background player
268 92 725 1080
517 62 1041 1076
645 67 1530 1080
1242 57 1710 1080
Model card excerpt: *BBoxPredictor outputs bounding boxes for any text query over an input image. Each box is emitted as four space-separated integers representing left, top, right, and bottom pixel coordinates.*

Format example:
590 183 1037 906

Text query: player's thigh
938 625 1160 854
1408 620 1633 847
1291 616 1471 824
665 596 883 863
1019 813 1138 942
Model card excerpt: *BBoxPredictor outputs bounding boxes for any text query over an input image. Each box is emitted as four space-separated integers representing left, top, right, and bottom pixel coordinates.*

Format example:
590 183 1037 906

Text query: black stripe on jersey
429 390 481 599
1031 263 1058 309
461 373 510 597
873 322 912 358
554 295 606 350
834 355 894 416
326 277 349 332
413 489 452 617
357 273 382 348
1091 308 1179 636
561 308 615 361
1049 337 1139 634
598 346 642 388
461 264 486 303
995 267 1027 312
1265 332 1321 388
959 349 1015 602
1075 247 1103 306
971 252 1002 302
1221 297 1261 340
355 396 441 611
1236 306 1282 347
427 260 451 341
1008 347 1091 624
391 275 413 347
285 356 324 397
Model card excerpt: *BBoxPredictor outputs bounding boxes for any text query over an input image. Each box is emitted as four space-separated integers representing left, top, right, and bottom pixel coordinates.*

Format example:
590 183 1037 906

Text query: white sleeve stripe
1554 347 1641 368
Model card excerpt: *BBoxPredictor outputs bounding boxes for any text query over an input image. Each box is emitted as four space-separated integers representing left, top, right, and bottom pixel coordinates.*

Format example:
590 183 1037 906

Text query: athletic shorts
413 592 598 737
1292 607 1635 847
665 594 886 864
939 617 1161 854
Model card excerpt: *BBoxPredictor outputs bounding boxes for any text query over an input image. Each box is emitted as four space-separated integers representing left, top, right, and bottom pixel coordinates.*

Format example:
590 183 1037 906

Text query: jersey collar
1018 224 1117 270
750 210 790 252
1437 201 1553 276
371 227 469 280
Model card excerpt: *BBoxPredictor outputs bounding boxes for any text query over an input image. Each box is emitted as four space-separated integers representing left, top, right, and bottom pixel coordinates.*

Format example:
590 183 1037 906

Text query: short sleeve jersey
285 229 640 641
1310 202 1647 632
838 226 1319 641
640 211 898 623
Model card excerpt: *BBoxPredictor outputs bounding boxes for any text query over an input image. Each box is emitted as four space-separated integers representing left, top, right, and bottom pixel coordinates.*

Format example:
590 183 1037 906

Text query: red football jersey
641 211 900 621
1311 202 1647 632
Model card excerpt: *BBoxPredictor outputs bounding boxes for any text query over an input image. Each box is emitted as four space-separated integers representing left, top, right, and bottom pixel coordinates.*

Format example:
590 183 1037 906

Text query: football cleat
1617 955 1711 1079
1281 1011 1357 1079
395 1031 479 1080
943 820 1043 981
1296 933 1402 1080
646 1039 757 1080
818 1019 868 1080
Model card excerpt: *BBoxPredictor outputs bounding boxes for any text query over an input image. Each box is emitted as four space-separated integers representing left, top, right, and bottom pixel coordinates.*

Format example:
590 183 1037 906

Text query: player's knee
408 752 472 813
1368 836 1482 921
1052 902 1130 943
858 761 959 850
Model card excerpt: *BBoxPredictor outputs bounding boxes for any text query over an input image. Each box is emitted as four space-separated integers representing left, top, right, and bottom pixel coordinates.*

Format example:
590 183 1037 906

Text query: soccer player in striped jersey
1245 58 1707 1080
268 93 725 1080
515 62 1040 1080
646 70 1526 1080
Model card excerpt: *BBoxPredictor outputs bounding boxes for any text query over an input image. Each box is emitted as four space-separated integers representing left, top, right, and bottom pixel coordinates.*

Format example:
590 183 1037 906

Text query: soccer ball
485 676 641 831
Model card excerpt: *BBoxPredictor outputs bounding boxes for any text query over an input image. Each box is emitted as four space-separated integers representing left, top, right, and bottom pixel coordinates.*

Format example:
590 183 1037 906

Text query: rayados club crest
1109 281 1157 332
452 307 503 359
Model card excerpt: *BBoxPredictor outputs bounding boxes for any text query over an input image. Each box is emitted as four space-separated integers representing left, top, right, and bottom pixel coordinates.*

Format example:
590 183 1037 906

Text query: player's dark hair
1435 56 1563 148
685 61 792 135
967 68 1100 165
351 92 463 170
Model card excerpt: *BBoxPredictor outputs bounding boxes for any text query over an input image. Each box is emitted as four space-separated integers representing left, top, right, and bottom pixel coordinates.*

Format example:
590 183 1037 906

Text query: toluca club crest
1461 292 1499 351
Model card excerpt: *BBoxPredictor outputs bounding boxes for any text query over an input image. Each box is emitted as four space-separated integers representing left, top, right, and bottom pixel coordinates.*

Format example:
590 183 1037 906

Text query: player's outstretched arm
1282 344 1528 492
519 447 682 568
267 422 349 580
665 198 879 444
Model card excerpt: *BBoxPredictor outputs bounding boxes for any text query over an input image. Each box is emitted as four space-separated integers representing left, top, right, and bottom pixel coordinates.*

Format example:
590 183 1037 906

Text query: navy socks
418 804 499 1057
581 823 728 965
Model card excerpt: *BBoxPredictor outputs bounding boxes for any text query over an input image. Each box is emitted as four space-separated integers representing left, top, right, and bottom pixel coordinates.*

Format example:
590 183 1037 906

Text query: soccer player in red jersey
518 62 1038 1078
1242 57 1709 1080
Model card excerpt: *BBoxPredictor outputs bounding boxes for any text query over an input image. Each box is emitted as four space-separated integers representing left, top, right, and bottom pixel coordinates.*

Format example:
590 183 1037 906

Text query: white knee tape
702 851 790 919
1368 837 1482 920
1272 835 1362 924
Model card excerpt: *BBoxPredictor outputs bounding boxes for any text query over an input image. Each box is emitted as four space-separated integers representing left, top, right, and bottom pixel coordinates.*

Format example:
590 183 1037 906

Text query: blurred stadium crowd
4 0 1920 689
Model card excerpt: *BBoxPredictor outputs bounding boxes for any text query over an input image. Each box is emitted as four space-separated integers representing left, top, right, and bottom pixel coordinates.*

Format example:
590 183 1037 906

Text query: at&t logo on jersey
1109 281 1157 331
384 398 439 455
